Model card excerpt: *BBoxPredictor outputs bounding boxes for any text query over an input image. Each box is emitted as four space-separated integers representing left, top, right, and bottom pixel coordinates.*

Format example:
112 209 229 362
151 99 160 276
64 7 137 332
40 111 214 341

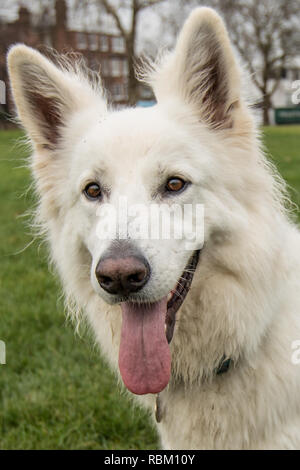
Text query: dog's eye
83 182 102 200
165 177 186 193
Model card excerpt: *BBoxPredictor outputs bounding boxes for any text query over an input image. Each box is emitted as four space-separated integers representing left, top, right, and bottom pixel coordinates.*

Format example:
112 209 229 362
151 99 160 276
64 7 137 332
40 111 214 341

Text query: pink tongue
119 297 171 395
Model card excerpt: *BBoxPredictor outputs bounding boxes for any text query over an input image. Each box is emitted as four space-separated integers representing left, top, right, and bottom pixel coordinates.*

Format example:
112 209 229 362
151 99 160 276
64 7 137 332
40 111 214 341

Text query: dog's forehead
101 106 175 140
76 106 192 168
72 105 214 187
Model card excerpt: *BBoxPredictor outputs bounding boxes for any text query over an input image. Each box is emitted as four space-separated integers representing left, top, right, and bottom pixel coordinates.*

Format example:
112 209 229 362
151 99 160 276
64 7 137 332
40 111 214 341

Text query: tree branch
137 0 166 11
98 0 128 39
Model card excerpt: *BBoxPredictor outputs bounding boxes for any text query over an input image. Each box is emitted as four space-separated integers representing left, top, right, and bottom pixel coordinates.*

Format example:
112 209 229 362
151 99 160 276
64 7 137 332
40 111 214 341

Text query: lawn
263 126 300 209
0 126 299 450
0 129 158 450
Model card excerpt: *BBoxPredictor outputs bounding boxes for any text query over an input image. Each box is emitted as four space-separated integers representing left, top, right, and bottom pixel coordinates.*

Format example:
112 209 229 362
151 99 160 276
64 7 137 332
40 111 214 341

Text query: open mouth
118 250 200 395
165 249 200 344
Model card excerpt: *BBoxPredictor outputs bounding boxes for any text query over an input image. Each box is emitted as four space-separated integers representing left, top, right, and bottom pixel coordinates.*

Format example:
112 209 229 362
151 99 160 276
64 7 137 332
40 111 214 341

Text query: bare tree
76 0 167 105
217 0 300 125
152 0 300 124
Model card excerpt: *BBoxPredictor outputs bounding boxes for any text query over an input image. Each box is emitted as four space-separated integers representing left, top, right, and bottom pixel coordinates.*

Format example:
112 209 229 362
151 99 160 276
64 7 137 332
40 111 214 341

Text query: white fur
7 8 300 449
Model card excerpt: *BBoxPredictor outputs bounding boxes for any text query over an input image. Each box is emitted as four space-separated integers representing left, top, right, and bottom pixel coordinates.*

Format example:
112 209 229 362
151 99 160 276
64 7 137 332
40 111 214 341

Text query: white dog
7 7 300 449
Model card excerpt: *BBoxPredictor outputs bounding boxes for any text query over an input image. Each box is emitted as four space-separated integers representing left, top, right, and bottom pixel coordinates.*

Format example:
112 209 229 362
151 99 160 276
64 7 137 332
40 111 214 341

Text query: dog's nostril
95 255 150 295
127 271 146 285
98 275 114 287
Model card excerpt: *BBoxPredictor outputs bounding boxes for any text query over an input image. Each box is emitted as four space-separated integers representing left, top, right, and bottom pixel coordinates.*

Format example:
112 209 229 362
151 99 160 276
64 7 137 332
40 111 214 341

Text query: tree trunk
262 94 271 126
126 1 139 106
127 49 139 106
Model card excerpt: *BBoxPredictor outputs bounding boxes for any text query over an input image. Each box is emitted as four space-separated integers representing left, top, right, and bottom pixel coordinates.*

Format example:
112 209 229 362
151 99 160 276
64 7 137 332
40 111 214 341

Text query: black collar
215 356 232 375
155 356 232 422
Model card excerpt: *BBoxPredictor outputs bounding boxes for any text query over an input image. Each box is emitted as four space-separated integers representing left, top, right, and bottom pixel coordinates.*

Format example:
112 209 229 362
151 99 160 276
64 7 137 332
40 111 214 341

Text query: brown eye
165 177 186 193
84 182 102 200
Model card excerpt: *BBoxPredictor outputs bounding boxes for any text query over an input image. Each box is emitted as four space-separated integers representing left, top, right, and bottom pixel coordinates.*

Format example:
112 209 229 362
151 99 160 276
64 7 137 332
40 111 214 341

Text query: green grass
0 129 158 450
262 126 300 209
0 126 299 450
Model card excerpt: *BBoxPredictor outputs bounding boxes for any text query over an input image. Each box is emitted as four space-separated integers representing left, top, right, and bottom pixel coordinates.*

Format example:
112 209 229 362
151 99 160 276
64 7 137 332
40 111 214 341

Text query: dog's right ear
152 8 241 130
7 45 106 151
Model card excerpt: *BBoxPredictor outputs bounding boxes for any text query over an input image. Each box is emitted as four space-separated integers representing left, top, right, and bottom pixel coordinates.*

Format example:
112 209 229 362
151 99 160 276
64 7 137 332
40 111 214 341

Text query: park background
0 0 300 450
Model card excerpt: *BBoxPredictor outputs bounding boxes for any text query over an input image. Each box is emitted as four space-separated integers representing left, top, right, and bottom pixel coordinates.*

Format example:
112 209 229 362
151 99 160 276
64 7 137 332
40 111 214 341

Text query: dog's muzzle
95 241 151 297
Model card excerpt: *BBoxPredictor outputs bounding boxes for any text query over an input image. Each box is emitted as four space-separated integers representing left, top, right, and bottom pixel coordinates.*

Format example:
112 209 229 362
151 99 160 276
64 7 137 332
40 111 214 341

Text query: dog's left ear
7 45 106 151
153 8 241 129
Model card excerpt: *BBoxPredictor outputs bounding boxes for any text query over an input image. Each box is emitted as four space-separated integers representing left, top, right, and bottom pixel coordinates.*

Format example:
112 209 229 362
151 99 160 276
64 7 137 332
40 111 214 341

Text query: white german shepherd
7 8 300 449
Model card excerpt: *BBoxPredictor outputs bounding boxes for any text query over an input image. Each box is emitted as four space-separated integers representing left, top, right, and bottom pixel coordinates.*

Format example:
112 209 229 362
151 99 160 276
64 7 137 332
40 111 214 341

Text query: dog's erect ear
153 8 241 129
7 45 106 150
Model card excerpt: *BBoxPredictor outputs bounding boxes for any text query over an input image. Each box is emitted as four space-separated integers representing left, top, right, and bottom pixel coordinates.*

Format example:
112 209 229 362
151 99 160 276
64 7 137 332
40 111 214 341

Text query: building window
112 36 126 53
292 69 300 81
279 68 287 79
121 59 128 77
77 32 87 50
89 34 98 51
110 58 121 77
100 36 109 52
101 59 110 77
111 83 127 101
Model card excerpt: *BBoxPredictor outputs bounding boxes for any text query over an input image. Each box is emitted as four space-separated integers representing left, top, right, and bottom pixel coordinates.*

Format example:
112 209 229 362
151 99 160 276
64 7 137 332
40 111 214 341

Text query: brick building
0 0 129 117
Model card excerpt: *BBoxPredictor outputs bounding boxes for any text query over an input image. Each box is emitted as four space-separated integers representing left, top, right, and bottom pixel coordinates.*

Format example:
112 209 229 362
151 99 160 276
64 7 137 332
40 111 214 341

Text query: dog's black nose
96 255 150 296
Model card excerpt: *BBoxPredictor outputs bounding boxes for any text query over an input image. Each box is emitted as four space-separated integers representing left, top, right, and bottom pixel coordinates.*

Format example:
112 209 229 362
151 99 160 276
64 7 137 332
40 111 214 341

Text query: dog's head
8 8 258 394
